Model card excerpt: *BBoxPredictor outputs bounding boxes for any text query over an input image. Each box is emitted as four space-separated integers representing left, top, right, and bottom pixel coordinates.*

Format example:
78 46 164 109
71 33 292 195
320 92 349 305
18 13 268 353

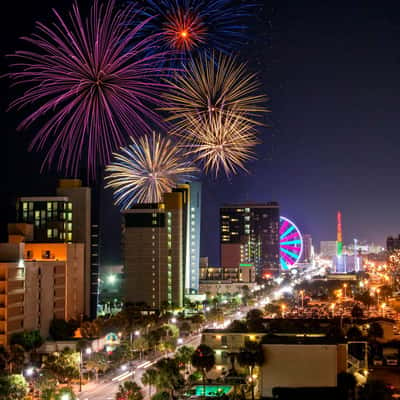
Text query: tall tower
337 211 343 256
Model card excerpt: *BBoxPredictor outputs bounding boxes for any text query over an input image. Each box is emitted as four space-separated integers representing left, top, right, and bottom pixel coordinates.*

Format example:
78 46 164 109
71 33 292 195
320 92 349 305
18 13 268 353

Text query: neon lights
280 216 303 270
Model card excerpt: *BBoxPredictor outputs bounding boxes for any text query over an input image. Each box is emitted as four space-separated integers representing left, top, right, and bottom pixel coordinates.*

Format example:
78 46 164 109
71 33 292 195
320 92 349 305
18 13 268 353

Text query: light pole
299 290 304 309
330 303 336 318
79 348 92 392
381 302 386 317
281 304 286 318
376 288 381 306
343 283 347 298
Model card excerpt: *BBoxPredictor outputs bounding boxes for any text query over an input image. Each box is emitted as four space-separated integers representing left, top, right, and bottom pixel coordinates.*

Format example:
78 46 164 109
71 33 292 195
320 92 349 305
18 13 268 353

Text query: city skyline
2 1 400 266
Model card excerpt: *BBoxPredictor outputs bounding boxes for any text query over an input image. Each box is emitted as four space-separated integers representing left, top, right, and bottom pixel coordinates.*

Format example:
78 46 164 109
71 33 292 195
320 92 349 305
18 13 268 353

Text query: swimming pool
186 385 233 397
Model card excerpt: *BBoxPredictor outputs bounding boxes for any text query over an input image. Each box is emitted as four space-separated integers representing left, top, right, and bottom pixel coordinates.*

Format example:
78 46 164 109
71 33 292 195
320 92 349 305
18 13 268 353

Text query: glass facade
17 198 73 243
220 203 280 276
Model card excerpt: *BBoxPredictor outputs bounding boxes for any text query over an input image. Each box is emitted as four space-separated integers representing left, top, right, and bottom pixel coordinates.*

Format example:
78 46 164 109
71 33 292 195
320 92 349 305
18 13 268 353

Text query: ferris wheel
280 216 303 270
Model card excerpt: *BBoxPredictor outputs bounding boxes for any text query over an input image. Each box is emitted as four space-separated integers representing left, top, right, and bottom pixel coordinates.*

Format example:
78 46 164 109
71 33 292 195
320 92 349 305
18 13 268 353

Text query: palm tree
85 352 108 381
116 381 143 400
191 345 215 400
237 342 265 400
175 345 194 374
153 358 183 400
141 368 158 398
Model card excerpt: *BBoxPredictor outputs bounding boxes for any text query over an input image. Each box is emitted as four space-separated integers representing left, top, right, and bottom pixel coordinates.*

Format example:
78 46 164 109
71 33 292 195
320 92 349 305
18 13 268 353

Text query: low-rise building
0 232 85 345
202 322 360 399
198 261 256 296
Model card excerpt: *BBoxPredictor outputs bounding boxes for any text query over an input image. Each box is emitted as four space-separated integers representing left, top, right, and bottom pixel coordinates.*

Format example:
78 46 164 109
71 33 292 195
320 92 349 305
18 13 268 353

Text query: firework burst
105 132 197 208
163 52 267 134
181 111 259 177
7 0 174 177
136 0 252 56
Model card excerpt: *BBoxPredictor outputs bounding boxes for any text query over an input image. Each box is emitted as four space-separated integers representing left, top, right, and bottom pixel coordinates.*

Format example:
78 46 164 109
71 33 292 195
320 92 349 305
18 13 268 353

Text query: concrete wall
261 344 338 398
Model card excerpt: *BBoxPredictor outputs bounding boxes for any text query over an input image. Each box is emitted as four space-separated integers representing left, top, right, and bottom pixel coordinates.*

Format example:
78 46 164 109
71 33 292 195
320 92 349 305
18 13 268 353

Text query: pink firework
7 0 174 177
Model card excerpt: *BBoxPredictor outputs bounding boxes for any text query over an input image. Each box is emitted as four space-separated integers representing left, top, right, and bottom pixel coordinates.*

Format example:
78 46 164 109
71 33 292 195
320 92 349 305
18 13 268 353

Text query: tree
151 392 170 400
43 348 79 384
337 372 356 400
0 344 26 374
49 319 78 340
347 326 363 341
153 358 183 399
141 368 158 398
86 352 108 381
0 374 28 400
36 369 58 400
237 342 265 400
116 381 144 400
10 330 43 352
354 291 374 309
192 345 216 400
264 303 280 315
368 322 384 341
351 305 364 319
110 341 132 365
246 309 264 320
175 345 194 373
80 320 100 338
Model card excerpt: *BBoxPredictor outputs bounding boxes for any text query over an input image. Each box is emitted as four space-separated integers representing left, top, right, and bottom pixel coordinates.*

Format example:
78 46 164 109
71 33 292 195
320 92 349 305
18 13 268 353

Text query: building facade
387 235 400 254
16 179 95 318
320 241 338 258
0 240 85 346
122 193 184 308
56 179 95 317
220 202 280 277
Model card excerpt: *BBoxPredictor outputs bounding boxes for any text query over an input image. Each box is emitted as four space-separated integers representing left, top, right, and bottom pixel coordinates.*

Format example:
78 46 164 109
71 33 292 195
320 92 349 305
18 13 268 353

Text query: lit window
47 229 52 238
68 202 72 210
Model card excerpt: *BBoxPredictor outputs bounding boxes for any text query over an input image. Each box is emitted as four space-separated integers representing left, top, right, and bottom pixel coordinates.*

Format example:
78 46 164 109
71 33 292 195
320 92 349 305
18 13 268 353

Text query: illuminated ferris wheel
280 216 303 270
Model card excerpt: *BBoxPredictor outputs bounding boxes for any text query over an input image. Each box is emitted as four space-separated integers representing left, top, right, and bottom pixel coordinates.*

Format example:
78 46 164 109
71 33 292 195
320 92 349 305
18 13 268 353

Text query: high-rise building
387 235 400 254
122 192 185 308
220 202 280 277
16 179 95 317
173 182 201 294
300 234 314 263
16 196 73 243
56 179 96 317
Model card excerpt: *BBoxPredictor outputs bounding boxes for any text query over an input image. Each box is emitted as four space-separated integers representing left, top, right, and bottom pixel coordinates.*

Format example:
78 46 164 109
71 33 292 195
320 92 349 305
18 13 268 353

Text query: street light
134 330 140 337
79 348 92 392
330 303 336 318
281 304 286 318
343 283 347 298
171 317 177 324
299 290 305 309
107 274 117 285
381 302 386 317
177 338 183 345
25 367 34 377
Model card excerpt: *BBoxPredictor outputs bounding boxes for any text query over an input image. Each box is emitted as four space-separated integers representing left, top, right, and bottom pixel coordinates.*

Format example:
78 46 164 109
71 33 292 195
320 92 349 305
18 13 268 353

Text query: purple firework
7 0 174 177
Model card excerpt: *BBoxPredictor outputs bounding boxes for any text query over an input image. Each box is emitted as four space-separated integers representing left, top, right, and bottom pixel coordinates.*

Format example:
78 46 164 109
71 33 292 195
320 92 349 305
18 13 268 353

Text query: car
385 356 398 366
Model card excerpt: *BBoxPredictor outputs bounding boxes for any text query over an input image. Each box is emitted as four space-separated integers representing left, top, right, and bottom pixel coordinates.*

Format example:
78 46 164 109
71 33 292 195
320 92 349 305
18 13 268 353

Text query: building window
68 202 72 210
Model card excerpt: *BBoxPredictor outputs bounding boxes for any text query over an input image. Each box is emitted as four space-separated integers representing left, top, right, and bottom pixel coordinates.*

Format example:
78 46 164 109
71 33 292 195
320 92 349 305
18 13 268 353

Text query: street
78 334 201 400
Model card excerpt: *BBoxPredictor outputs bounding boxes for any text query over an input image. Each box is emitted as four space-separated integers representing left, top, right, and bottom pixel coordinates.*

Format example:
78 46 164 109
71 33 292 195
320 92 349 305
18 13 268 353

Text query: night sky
2 1 400 266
